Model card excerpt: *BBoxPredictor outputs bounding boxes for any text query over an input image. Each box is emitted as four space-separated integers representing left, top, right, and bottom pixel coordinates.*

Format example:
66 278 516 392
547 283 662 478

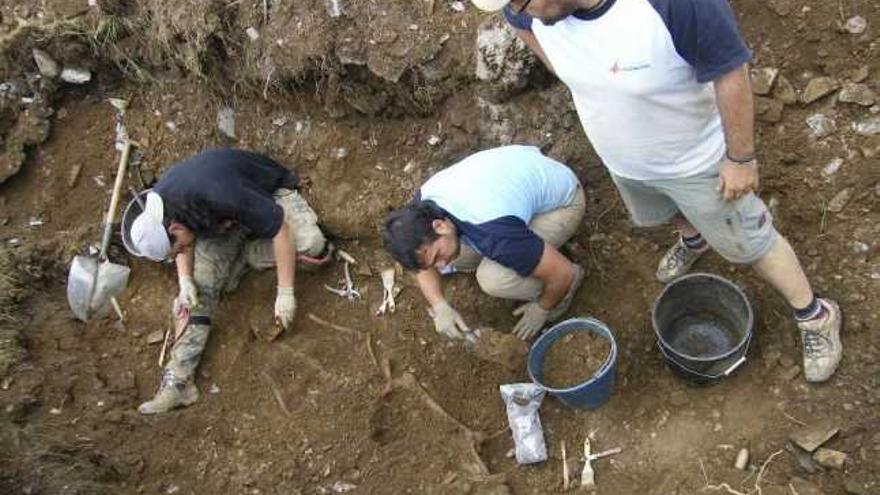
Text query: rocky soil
0 0 878 494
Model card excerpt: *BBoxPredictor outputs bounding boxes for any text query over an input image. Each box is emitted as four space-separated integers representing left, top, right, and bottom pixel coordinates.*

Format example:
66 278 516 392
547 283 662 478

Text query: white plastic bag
500 383 547 464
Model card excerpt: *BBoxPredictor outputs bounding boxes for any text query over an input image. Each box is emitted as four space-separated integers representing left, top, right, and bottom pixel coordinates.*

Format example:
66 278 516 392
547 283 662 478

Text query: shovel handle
99 140 133 259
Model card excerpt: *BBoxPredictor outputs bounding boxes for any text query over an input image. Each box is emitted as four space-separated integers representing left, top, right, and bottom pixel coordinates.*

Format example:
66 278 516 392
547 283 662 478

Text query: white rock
853 116 880 136
451 1 466 12
427 135 441 146
475 18 535 96
32 48 59 78
325 0 343 18
844 15 867 34
60 67 91 84
245 27 259 41
331 481 357 493
806 113 836 138
822 157 843 177
851 241 869 253
217 106 236 138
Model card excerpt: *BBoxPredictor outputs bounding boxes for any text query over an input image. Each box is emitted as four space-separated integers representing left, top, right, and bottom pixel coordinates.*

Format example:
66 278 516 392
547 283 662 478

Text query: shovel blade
67 256 130 321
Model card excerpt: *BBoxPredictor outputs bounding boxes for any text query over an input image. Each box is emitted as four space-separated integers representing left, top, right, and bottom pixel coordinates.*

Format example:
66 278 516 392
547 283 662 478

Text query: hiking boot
656 237 708 283
798 298 842 383
138 371 199 415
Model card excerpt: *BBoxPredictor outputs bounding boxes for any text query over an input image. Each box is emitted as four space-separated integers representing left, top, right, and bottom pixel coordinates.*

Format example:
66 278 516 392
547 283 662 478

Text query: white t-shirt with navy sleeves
418 145 579 277
505 0 752 180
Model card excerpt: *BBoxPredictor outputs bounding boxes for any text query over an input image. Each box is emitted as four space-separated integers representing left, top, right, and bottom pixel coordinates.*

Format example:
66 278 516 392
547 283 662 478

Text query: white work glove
512 302 550 341
275 287 296 329
431 301 472 341
172 275 199 317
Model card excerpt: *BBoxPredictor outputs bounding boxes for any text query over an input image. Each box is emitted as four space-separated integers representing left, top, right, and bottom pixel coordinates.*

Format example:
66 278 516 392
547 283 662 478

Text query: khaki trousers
449 186 585 302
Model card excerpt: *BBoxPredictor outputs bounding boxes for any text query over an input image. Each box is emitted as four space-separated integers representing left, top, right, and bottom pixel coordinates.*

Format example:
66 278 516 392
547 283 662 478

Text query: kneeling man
128 148 327 414
384 145 585 341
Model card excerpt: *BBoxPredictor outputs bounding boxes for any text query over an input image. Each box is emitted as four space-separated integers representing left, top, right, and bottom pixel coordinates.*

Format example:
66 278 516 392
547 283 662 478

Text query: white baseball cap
130 191 171 261
471 0 510 12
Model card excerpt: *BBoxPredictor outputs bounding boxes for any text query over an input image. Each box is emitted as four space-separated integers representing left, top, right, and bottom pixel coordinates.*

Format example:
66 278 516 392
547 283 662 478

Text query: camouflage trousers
165 188 325 381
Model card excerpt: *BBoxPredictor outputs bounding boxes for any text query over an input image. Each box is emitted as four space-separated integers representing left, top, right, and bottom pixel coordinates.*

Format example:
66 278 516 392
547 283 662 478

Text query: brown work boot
138 371 199 415
797 298 842 383
656 237 708 283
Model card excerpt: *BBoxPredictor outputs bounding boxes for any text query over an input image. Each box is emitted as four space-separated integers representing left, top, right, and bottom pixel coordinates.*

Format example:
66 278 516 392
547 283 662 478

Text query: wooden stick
262 371 292 417
562 440 570 490
307 313 361 336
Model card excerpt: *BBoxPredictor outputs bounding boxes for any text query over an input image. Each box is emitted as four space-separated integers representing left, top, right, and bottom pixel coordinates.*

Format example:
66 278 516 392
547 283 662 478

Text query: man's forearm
175 247 194 279
714 64 755 160
416 268 445 307
273 223 296 288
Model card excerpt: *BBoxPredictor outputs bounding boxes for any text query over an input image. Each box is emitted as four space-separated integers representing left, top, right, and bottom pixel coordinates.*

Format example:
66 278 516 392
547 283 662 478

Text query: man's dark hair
384 202 446 270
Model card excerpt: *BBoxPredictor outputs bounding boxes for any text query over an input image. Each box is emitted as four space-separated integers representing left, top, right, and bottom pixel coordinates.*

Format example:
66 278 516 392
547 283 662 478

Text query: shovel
67 141 133 321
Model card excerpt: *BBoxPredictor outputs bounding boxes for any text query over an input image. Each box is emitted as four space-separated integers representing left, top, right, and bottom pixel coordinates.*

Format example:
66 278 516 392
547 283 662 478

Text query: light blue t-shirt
418 145 579 276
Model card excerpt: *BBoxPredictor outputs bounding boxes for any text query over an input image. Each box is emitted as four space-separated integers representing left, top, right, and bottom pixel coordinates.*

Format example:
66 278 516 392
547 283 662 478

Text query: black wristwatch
726 152 758 166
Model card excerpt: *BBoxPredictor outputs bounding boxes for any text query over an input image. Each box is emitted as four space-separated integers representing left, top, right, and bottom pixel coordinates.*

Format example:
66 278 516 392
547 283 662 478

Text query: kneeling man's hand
512 302 550 341
275 287 296 329
431 301 471 340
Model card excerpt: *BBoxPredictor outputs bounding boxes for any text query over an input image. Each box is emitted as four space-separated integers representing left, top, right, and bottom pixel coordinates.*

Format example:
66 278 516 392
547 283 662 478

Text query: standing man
384 145 585 341
127 149 328 414
471 0 842 381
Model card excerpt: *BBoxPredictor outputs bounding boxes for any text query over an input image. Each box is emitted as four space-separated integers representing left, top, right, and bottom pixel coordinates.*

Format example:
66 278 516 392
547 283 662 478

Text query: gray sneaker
656 237 709 283
798 298 842 383
138 371 200 415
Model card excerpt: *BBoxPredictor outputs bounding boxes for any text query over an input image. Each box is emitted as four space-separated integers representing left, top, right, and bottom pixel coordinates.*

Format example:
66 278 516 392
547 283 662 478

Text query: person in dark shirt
127 149 328 414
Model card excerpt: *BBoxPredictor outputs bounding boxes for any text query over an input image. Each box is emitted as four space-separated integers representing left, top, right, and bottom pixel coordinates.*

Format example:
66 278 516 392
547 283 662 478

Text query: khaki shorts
609 167 777 264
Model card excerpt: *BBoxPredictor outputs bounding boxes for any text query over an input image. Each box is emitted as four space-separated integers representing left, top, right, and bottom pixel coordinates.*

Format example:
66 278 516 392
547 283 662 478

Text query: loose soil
541 330 612 389
0 0 879 494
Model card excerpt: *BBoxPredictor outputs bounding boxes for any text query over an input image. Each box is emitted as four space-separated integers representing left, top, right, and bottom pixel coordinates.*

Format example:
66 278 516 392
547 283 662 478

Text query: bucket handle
656 330 753 381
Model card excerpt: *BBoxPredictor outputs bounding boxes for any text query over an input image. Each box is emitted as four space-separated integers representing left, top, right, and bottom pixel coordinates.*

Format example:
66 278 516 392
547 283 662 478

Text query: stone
767 0 794 16
843 477 872 495
781 365 801 381
475 18 538 102
789 478 824 495
146 331 165 345
853 116 880 136
843 15 867 34
774 75 798 105
60 67 91 84
756 96 784 123
821 157 843 177
812 448 847 469
217 106 235 139
806 113 836 138
860 138 880 158
848 65 869 83
32 49 59 78
790 421 839 452
751 67 779 95
827 188 853 213
801 77 839 104
839 83 877 107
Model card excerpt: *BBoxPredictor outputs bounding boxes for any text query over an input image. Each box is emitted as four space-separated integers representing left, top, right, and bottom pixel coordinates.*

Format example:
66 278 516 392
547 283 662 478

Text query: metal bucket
652 273 754 384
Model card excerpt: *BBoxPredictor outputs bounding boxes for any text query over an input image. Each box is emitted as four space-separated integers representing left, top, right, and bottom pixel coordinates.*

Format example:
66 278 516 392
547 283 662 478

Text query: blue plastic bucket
527 317 617 410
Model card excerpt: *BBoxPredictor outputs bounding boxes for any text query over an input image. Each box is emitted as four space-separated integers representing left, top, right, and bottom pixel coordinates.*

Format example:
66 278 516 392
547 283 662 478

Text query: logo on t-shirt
609 59 651 74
